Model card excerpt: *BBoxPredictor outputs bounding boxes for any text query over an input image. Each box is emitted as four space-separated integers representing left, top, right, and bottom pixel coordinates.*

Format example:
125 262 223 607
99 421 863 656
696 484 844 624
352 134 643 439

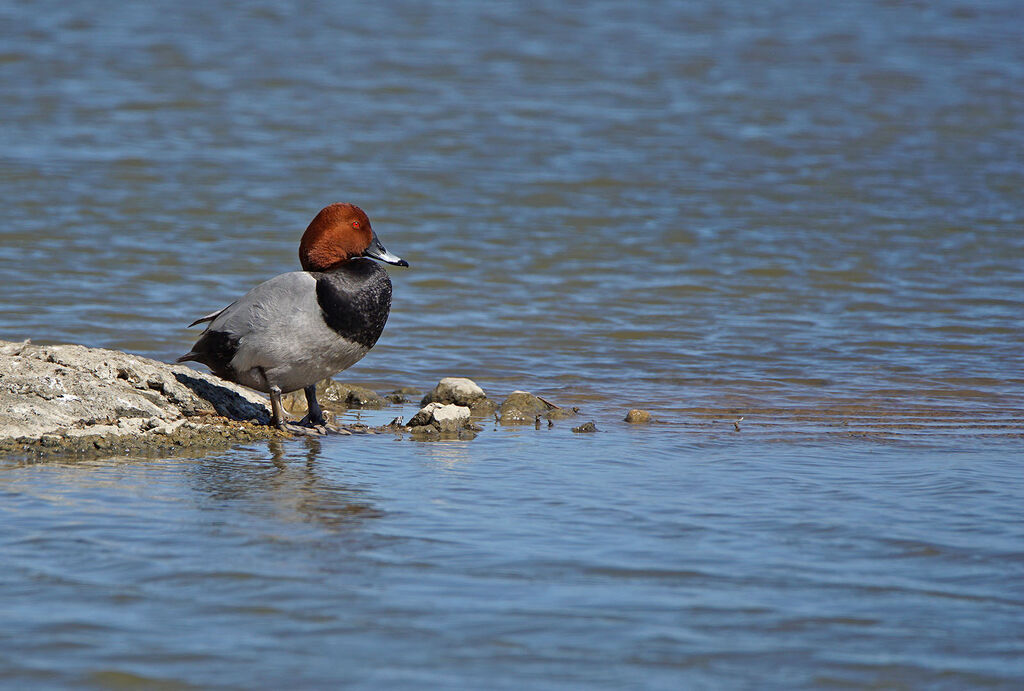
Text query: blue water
3 429 1022 688
2 0 1023 688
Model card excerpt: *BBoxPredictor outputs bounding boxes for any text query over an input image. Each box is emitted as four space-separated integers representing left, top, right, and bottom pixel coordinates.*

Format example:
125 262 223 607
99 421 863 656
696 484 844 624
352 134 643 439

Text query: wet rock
499 391 576 424
500 391 547 418
408 402 471 432
385 387 421 404
421 377 497 414
544 406 580 421
321 381 386 409
282 380 386 413
498 406 534 424
572 421 599 433
408 424 438 436
624 409 653 424
0 338 288 458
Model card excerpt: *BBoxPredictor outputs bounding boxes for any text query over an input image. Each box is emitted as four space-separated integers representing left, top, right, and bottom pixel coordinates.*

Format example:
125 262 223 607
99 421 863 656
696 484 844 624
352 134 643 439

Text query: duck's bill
364 235 409 267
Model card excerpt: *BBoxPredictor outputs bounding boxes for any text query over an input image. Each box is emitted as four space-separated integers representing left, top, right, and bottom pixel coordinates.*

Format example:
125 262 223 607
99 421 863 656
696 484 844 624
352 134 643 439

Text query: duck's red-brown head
299 203 408 272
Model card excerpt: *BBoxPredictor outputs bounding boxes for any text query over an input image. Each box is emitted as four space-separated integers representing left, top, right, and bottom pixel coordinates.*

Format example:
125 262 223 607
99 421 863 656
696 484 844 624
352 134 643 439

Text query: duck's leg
259 369 327 435
299 384 326 427
256 367 288 429
268 384 287 428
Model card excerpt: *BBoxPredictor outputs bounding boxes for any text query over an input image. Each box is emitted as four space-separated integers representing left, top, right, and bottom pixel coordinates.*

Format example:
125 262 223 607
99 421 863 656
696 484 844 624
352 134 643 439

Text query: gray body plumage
179 259 393 395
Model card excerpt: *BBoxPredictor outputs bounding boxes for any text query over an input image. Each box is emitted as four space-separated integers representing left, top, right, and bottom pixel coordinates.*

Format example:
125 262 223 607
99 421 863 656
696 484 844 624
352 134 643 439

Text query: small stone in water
624 409 653 424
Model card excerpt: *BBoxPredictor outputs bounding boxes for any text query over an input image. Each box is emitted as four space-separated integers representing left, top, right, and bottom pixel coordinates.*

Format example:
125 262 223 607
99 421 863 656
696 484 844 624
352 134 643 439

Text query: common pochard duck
178 203 408 431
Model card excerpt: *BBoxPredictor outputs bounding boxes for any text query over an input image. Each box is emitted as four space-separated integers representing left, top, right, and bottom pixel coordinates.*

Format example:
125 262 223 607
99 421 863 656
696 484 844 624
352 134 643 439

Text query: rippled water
2 1 1023 687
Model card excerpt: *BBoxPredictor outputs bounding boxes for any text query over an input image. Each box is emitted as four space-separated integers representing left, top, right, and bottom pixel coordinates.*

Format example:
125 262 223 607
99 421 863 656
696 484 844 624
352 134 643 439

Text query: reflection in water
186 440 383 530
418 440 474 467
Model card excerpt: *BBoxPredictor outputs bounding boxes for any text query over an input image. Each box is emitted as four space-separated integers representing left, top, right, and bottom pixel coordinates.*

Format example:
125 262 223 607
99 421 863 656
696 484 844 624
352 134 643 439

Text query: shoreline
3 338 1020 460
0 339 589 459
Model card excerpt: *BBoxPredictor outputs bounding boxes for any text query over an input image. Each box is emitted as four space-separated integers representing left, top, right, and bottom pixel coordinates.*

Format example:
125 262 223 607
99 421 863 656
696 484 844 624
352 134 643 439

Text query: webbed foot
281 421 329 436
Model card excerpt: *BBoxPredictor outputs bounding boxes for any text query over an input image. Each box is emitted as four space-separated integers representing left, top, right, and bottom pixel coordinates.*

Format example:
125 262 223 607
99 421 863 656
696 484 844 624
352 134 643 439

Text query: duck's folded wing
177 272 318 371
205 271 319 336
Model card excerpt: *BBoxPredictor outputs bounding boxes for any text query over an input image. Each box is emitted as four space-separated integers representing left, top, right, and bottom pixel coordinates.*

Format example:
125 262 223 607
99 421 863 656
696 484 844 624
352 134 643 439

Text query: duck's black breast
313 258 393 348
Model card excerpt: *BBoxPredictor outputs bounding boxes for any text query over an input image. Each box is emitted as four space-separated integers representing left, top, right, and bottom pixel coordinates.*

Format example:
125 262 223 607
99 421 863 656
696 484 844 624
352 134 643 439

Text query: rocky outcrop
0 340 591 456
0 339 282 456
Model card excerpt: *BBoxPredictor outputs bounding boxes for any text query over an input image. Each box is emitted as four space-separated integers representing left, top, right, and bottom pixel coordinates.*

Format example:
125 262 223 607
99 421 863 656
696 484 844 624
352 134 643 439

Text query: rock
545 406 580 420
624 409 653 424
0 338 286 457
408 402 471 432
421 377 496 413
282 379 386 413
322 381 386 409
500 391 547 416
499 407 534 424
385 387 421 404
572 421 599 433
0 339 31 356
421 377 484 405
498 390 575 424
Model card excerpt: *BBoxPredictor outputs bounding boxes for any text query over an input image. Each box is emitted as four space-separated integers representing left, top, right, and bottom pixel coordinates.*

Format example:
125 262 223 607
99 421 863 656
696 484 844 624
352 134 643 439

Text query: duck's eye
352 221 361 229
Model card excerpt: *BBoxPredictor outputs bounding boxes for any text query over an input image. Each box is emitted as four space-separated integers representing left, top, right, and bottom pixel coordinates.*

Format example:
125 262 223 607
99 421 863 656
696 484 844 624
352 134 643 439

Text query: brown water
1 1 1023 688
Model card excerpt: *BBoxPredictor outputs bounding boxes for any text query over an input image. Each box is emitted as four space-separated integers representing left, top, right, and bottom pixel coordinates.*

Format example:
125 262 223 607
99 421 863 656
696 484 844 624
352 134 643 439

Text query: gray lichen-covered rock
408 402 471 432
405 402 480 440
421 377 496 414
0 338 282 457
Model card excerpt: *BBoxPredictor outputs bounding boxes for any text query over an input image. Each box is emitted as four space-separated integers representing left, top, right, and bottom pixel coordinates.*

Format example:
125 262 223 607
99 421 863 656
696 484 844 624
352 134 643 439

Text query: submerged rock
572 421 599 433
624 409 653 424
0 338 283 457
421 377 497 414
545 406 580 420
499 391 547 422
498 391 577 424
386 386 422 404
